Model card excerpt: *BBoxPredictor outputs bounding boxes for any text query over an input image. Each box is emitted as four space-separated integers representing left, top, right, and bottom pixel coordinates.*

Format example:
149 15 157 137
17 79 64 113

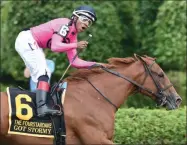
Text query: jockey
15 5 99 117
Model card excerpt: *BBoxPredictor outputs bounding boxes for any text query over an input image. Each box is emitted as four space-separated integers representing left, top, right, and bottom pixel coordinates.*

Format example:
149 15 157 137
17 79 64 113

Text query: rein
101 66 158 97
86 79 118 110
85 66 159 110
100 65 171 106
82 58 173 110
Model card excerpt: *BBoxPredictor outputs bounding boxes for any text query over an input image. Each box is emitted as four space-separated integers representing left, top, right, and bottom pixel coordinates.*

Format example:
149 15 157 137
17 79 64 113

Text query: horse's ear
134 54 148 65
134 54 157 65
134 54 144 62
134 54 138 61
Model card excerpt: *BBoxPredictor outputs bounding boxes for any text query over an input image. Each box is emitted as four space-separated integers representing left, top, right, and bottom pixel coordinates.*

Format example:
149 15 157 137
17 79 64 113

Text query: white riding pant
15 30 51 83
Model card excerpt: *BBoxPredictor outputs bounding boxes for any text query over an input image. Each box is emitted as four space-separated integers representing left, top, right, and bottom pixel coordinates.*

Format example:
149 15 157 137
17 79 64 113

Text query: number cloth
6 87 66 138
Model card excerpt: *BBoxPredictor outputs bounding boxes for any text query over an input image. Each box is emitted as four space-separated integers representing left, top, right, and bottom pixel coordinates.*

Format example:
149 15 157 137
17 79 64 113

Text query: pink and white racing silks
30 18 95 68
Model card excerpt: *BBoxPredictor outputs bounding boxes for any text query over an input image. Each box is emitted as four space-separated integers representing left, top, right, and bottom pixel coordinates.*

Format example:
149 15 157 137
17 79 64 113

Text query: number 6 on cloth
15 94 33 121
58 24 69 37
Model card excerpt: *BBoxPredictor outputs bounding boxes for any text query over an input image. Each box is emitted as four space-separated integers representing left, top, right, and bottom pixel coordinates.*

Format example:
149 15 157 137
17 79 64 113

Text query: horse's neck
90 63 145 111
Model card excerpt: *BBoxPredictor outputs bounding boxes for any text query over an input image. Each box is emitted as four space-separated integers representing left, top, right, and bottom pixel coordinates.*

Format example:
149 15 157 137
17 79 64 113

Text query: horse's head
134 54 182 110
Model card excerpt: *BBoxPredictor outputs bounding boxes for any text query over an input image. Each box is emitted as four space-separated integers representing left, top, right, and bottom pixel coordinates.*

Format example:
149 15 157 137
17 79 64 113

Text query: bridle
84 56 173 110
134 56 173 106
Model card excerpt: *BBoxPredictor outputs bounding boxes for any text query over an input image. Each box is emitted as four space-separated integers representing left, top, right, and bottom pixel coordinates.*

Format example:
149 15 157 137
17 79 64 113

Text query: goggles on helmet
78 15 92 27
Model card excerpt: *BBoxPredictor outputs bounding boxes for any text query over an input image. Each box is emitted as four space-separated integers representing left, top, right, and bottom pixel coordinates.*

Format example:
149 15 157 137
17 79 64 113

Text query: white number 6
59 25 69 37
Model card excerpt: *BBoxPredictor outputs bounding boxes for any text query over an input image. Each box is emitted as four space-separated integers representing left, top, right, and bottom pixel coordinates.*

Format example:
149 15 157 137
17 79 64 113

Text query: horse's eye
158 72 164 77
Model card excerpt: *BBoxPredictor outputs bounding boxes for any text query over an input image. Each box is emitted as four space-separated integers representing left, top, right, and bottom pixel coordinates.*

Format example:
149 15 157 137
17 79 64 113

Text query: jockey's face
75 16 92 33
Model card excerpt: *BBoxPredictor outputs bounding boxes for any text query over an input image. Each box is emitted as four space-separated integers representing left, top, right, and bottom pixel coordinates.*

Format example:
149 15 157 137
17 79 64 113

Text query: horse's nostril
176 98 182 106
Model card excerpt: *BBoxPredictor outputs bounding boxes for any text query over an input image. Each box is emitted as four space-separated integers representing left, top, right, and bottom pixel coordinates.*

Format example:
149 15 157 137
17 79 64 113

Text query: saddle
7 82 67 145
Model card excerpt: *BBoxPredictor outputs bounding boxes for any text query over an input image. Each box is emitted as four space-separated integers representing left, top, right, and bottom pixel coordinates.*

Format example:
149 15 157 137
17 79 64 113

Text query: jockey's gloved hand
88 63 105 69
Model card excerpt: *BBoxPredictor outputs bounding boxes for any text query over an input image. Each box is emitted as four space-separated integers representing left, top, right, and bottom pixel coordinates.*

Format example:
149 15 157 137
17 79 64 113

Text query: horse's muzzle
166 93 182 110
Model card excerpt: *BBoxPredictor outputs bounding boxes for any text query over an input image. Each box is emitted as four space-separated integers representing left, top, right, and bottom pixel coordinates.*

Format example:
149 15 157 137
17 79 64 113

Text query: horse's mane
66 54 156 81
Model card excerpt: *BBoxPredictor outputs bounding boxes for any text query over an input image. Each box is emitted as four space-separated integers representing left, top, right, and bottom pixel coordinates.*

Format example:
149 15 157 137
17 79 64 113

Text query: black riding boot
36 81 60 117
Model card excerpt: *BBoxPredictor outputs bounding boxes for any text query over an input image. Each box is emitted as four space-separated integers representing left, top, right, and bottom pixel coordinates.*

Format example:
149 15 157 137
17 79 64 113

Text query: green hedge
137 0 163 56
153 1 186 70
114 107 186 145
137 0 186 71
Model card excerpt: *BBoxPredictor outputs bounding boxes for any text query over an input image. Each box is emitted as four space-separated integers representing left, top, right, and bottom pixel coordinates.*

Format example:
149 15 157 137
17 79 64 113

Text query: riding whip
50 34 92 96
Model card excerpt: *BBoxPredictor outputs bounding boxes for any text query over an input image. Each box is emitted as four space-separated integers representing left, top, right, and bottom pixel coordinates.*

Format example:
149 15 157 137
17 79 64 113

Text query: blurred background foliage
1 0 186 107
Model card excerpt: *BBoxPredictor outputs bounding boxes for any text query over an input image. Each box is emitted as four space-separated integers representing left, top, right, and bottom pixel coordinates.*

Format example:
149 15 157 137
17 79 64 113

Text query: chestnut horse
0 54 182 144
